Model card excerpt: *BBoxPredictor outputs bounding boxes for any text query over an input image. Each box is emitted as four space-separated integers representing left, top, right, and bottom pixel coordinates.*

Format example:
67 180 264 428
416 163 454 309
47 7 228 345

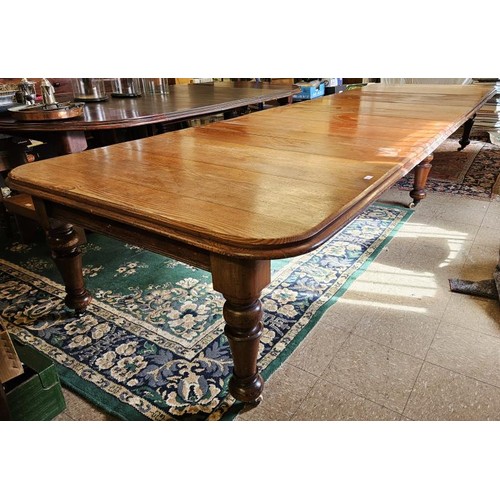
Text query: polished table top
7 83 495 404
0 82 300 133
8 84 494 259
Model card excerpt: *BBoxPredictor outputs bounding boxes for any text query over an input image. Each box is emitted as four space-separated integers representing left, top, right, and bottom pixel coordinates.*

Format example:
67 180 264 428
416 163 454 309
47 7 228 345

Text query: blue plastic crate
293 82 325 101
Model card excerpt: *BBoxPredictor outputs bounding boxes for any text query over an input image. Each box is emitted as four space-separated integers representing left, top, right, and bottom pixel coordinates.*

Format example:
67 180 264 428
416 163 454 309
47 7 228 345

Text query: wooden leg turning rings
409 154 434 208
211 254 271 403
224 298 265 403
47 223 92 315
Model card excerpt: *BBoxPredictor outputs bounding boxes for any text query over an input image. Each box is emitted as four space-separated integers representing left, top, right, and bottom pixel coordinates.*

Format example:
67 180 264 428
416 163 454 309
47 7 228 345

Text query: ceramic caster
246 395 263 407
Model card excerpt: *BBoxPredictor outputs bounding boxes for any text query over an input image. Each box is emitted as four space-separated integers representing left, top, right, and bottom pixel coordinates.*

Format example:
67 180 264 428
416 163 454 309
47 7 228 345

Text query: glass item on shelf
142 78 169 95
111 78 142 97
72 78 107 102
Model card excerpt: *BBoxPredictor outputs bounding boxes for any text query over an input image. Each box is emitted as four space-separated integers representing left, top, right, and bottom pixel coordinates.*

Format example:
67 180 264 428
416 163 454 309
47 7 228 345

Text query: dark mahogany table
7 83 495 404
0 81 300 155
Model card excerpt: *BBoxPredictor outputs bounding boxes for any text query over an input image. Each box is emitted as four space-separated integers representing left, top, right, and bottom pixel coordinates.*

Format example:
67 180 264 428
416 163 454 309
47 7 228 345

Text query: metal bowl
9 101 85 121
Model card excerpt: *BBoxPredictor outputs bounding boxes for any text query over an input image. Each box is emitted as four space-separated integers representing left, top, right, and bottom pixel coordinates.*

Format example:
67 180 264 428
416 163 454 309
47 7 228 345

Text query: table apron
44 201 212 272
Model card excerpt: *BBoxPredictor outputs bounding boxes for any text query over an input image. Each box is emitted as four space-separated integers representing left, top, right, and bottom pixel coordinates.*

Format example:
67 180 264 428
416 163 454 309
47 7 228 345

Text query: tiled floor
54 186 500 421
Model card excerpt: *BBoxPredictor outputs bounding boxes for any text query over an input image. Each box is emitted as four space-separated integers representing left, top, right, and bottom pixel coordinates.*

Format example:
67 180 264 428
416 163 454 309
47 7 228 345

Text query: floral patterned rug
396 137 500 200
0 203 412 420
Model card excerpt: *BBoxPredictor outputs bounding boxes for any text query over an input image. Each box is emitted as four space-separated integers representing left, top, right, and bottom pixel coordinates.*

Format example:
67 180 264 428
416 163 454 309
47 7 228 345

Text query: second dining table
0 81 300 155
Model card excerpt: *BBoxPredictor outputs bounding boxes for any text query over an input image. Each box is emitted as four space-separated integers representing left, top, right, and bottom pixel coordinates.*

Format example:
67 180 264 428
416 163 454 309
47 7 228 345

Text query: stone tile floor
53 187 500 421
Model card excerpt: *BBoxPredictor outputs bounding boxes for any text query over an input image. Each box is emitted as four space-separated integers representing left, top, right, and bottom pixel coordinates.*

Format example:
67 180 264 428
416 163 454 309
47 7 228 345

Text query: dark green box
5 338 66 420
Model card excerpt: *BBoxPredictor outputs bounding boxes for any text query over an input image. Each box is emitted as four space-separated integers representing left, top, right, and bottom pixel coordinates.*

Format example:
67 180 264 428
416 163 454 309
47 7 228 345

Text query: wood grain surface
0 82 299 132
8 84 494 259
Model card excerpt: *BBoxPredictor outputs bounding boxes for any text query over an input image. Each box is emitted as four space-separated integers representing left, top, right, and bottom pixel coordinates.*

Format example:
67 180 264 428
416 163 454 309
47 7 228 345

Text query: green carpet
0 203 412 420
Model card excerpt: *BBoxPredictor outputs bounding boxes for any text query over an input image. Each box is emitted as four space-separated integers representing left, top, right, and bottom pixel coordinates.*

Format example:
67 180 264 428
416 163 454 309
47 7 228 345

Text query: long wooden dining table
7 83 495 404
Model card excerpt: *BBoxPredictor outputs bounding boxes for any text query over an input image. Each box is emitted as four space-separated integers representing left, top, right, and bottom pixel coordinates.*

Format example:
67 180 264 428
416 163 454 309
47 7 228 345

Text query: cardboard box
0 325 23 384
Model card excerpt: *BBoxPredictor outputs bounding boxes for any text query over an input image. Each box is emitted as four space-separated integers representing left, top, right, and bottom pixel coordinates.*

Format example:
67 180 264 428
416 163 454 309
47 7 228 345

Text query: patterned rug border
425 138 483 184
396 139 500 201
2 202 413 421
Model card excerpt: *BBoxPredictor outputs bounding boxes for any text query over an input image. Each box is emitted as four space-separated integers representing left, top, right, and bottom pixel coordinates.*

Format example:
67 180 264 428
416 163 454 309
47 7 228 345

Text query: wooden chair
0 132 43 241
0 137 85 244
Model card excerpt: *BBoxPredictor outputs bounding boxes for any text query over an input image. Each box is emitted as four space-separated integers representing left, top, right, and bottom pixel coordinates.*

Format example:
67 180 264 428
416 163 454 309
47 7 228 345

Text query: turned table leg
47 223 92 315
210 254 271 403
458 114 476 151
409 154 434 208
32 198 91 315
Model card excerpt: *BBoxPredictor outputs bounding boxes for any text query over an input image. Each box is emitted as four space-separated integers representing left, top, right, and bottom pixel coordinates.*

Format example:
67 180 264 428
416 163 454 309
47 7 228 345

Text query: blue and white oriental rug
0 203 411 420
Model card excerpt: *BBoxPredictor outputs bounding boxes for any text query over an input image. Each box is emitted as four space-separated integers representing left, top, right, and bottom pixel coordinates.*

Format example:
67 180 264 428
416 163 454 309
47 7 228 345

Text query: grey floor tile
482 202 500 230
378 187 415 206
286 319 350 377
352 308 439 359
426 321 500 387
236 363 317 421
62 388 118 421
329 288 388 325
404 362 500 421
291 379 401 421
349 264 452 320
405 214 480 245
52 411 75 421
320 294 376 333
437 196 490 212
474 226 500 248
376 235 470 275
458 244 500 281
410 200 488 227
441 293 500 338
402 230 473 272
374 234 418 262
322 335 423 413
